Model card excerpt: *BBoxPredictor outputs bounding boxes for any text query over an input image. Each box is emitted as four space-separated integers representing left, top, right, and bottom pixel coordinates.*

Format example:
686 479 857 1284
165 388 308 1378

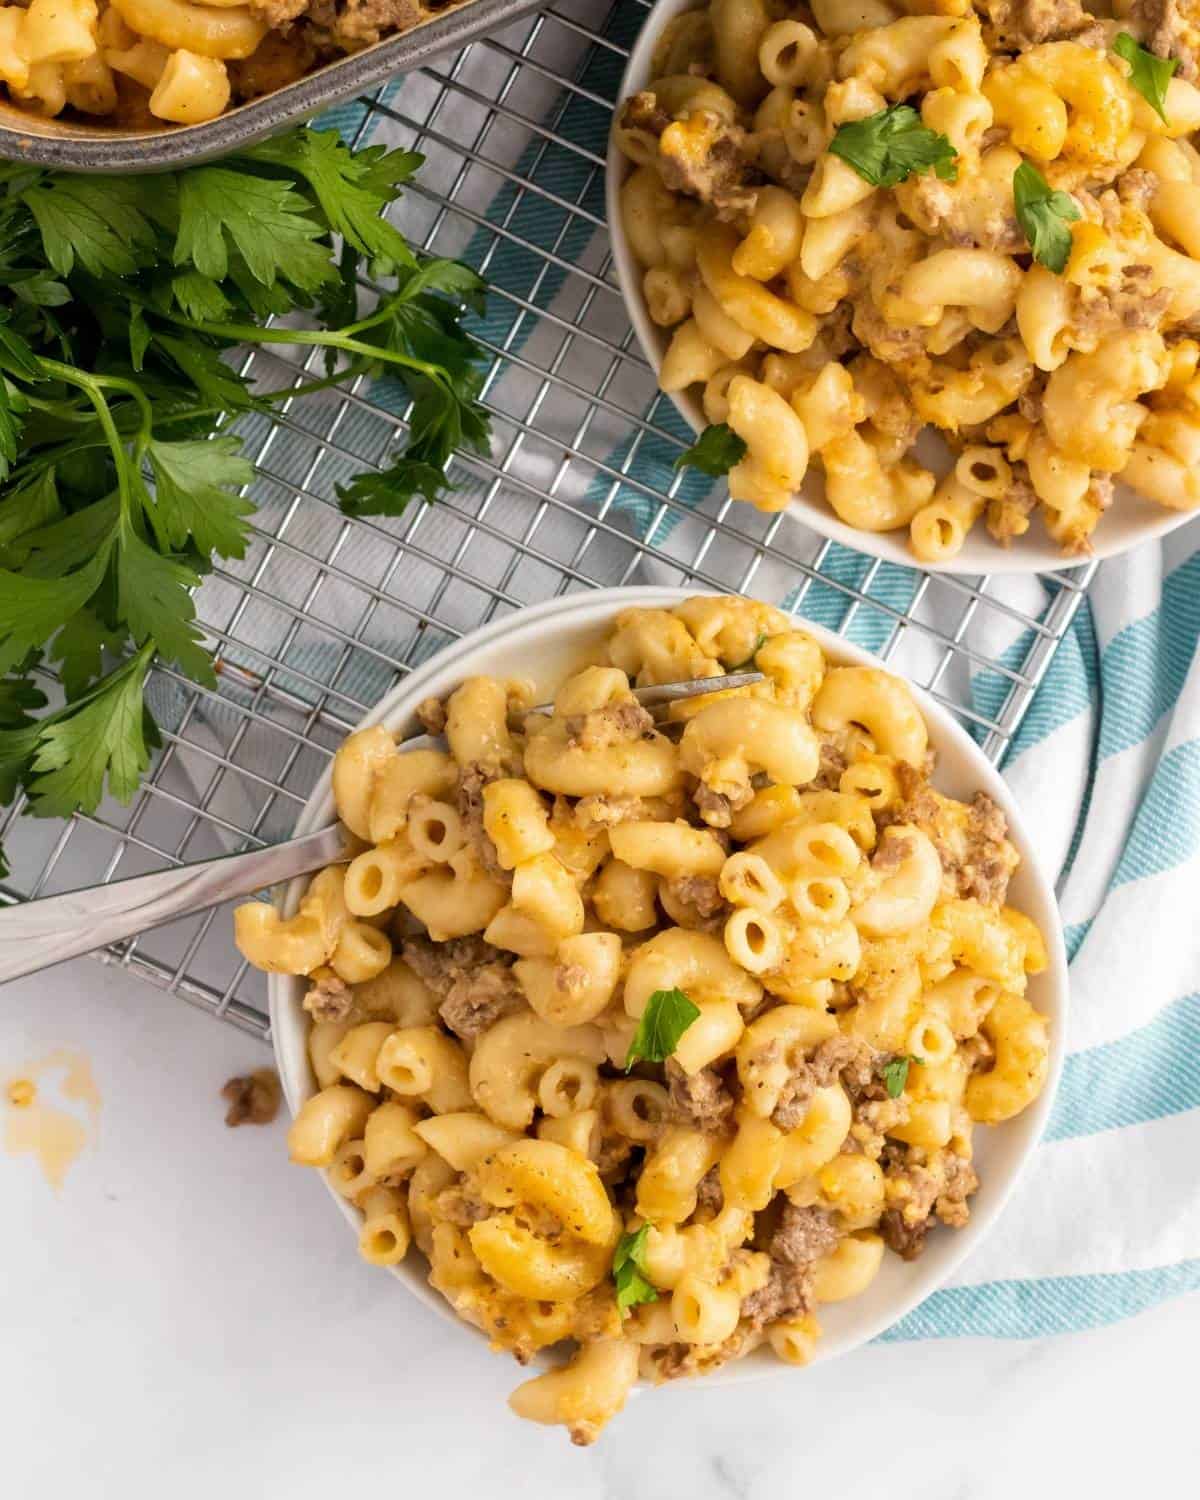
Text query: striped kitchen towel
257 0 1200 1337
883 528 1200 1338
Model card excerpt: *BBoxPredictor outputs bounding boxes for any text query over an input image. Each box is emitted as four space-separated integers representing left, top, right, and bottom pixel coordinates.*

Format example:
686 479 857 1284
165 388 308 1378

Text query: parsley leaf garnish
12 646 159 817
0 669 46 728
23 177 156 278
674 423 748 477
0 124 493 864
882 1055 915 1098
144 438 254 560
174 168 332 293
829 104 958 189
245 130 421 271
1013 162 1081 274
50 610 129 701
1114 32 1178 123
625 987 701 1070
0 544 113 676
612 1225 659 1315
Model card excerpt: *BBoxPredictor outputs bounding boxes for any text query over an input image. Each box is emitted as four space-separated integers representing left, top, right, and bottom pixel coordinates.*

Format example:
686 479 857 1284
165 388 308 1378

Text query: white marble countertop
3 957 1195 1498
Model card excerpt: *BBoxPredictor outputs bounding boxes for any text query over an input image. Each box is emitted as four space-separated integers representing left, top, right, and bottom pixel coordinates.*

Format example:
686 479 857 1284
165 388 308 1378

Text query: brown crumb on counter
222 1068 282 1127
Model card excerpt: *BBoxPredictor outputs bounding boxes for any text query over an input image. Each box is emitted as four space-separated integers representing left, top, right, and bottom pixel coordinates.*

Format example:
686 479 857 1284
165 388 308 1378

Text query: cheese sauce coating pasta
0 0 471 127
615 0 1200 559
236 595 1052 1444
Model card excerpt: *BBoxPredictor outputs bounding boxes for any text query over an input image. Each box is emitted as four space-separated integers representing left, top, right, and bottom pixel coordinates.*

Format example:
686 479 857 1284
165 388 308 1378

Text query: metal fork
0 672 762 984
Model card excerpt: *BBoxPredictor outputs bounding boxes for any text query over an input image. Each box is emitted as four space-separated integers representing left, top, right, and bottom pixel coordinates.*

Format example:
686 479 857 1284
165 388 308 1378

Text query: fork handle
0 822 351 985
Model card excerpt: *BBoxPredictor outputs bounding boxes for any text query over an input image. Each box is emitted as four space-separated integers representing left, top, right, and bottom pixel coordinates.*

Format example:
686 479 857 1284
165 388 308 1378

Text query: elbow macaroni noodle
235 595 1051 1444
0 0 475 124
617 0 1200 558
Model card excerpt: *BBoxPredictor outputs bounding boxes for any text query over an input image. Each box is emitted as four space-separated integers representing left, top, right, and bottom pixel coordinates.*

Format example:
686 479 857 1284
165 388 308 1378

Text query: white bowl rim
268 584 1069 1387
604 0 1198 577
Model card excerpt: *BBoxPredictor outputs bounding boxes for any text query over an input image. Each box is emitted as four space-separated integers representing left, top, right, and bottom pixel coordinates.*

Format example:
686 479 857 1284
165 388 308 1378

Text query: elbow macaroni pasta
0 0 476 123
617 0 1200 558
235 595 1051 1444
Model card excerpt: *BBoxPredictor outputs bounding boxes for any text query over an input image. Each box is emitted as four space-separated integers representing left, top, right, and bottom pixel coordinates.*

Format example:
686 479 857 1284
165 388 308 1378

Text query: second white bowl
268 585 1068 1388
605 0 1196 575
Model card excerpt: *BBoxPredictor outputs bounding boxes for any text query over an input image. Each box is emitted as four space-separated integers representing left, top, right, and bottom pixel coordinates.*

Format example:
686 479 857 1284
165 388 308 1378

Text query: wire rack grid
0 0 1095 1039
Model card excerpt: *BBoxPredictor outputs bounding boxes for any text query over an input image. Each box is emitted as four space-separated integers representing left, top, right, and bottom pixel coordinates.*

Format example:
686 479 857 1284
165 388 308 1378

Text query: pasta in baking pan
0 0 477 127
237 594 1053 1444
612 0 1200 562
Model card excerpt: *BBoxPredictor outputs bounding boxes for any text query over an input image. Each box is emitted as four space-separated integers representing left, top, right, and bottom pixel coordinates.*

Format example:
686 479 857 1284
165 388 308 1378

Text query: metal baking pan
0 0 546 171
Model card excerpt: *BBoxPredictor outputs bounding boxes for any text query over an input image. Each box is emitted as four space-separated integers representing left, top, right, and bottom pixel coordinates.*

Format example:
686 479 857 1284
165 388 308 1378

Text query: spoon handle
0 822 351 985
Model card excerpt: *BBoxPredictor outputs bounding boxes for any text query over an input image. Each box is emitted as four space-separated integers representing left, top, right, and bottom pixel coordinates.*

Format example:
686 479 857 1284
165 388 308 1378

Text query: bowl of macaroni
237 587 1067 1444
607 0 1200 573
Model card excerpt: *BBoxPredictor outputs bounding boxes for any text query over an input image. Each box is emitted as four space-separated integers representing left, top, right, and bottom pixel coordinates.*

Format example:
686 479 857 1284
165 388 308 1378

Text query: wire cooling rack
0 0 1095 1038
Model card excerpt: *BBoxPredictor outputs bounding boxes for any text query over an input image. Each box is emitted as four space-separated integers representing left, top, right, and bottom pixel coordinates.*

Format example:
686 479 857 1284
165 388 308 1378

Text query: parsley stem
37 366 134 509
335 303 408 340
259 365 373 403
36 359 154 475
4 368 367 493
149 311 451 391
37 361 154 431
24 394 93 421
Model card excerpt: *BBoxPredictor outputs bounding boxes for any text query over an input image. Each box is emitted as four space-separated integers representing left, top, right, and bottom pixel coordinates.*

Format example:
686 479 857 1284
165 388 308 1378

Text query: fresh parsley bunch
0 128 492 864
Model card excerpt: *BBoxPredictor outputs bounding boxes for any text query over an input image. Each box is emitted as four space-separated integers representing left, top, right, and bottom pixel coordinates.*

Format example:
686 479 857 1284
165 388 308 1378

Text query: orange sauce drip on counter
4 1049 100 1190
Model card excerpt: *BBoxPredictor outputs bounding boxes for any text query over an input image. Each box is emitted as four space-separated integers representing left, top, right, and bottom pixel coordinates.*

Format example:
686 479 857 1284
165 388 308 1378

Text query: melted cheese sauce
4 1049 100 1191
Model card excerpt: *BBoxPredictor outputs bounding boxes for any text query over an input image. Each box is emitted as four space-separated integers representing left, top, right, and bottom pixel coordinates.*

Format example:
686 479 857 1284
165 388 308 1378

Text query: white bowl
269 586 1069 1383
605 0 1198 575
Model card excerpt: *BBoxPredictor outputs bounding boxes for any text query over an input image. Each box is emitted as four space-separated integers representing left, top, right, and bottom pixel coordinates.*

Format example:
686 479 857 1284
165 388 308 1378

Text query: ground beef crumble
221 1068 281 1127
456 762 507 881
880 1147 979 1259
1118 169 1159 213
662 874 727 926
564 700 655 751
812 735 848 791
770 1033 883 1130
1130 0 1200 82
305 0 421 49
652 1326 760 1381
439 963 525 1041
401 934 499 994
740 1262 812 1328
987 470 1039 547
1018 383 1045 425
978 0 1106 49
905 174 1025 253
882 762 1017 906
665 1058 736 1133
695 1165 724 1217
400 934 524 1039
303 973 355 1022
871 832 914 872
738 1204 838 1331
769 1203 841 1267
435 1183 491 1227
250 0 424 54
621 91 762 219
694 782 741 828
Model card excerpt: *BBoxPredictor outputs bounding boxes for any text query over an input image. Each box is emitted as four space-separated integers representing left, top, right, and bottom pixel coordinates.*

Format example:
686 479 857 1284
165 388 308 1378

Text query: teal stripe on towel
781 553 920 653
878 1260 1200 1340
1110 739 1200 890
1046 991 1200 1142
1097 551 1200 763
969 597 1097 762
1064 919 1093 962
